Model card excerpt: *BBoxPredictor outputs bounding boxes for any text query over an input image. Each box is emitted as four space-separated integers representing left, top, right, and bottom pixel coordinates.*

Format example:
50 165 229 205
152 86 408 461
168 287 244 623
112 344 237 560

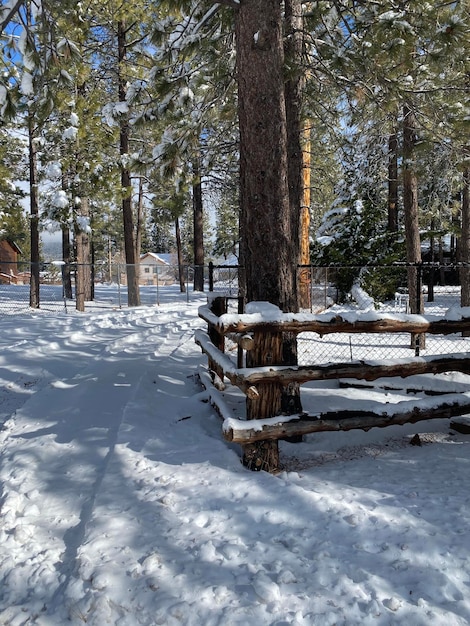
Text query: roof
140 252 171 265
0 239 23 255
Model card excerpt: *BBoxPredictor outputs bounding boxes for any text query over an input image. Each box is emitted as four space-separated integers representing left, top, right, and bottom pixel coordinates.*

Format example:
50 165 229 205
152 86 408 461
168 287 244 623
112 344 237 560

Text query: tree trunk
135 176 144 285
62 226 73 299
192 155 204 292
236 0 297 314
28 112 40 309
284 0 303 272
403 102 424 351
75 196 91 312
175 217 186 293
388 128 399 232
118 20 140 307
285 0 308 311
299 122 311 309
460 164 470 303
460 162 470 337
235 0 302 469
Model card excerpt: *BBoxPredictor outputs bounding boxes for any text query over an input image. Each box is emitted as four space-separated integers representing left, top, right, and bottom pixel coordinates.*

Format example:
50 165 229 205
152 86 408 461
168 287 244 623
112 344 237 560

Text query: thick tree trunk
118 20 140 307
28 112 40 309
403 103 424 351
236 0 297 314
192 155 205 292
235 0 303 469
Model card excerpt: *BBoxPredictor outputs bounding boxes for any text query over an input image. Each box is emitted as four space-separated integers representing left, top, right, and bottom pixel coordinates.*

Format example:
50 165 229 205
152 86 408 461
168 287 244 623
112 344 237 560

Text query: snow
62 126 78 141
20 71 34 96
51 189 69 209
1 286 470 625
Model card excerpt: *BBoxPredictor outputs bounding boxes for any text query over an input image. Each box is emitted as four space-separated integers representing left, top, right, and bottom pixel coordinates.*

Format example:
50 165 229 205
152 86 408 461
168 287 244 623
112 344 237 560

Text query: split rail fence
196 296 470 471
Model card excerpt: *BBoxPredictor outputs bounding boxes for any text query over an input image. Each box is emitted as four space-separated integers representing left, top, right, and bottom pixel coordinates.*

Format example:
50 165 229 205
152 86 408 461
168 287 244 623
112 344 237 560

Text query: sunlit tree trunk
75 196 91 312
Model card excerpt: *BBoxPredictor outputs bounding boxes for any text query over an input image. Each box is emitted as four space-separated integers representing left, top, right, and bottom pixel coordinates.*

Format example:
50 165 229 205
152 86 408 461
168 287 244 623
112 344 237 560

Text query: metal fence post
209 261 214 292
156 264 160 306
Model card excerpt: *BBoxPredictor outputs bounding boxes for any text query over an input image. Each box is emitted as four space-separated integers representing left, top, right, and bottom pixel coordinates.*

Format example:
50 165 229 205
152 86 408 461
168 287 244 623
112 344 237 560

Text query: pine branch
0 0 24 34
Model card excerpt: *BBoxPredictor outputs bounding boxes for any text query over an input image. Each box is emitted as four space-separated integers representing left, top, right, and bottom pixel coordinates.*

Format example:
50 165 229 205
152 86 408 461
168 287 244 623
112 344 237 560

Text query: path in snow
0 305 206 623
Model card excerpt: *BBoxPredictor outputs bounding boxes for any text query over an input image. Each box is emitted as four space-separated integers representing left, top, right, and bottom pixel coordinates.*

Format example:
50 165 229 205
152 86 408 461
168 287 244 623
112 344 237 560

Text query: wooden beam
226 332 255 351
223 394 470 443
240 354 470 385
198 305 470 336
196 329 470 389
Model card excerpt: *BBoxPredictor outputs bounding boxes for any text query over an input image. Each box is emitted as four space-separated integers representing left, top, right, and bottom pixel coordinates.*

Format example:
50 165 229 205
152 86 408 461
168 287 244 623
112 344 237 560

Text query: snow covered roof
140 252 171 265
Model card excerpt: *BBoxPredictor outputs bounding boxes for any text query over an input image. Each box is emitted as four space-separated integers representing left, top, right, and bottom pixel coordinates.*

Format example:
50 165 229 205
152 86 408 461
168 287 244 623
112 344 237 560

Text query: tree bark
388 128 399 232
135 176 144 286
236 0 297 314
62 226 73 299
28 112 40 309
75 196 91 312
403 102 424 350
460 163 470 305
175 217 186 293
192 155 205 291
284 0 303 273
235 0 302 470
118 20 140 307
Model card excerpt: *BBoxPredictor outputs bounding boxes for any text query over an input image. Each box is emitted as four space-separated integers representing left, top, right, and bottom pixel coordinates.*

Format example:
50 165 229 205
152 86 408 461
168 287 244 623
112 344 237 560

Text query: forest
0 0 469 312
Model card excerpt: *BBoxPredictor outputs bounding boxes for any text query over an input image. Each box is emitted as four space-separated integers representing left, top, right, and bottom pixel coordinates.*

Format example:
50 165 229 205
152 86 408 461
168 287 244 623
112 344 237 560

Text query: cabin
0 239 24 284
139 252 176 285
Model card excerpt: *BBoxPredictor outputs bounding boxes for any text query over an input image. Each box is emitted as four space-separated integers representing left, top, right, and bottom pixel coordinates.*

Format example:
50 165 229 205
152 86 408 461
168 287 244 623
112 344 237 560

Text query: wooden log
196 329 470 390
243 330 284 472
226 332 255 351
198 305 470 337
223 394 470 443
239 354 470 386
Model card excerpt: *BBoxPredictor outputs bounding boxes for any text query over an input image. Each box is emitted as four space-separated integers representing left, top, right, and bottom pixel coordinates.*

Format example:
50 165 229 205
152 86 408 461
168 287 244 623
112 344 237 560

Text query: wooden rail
196 297 470 471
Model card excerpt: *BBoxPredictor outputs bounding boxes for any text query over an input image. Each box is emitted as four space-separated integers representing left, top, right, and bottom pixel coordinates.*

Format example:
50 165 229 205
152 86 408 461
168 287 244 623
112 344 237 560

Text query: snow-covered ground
1 285 470 625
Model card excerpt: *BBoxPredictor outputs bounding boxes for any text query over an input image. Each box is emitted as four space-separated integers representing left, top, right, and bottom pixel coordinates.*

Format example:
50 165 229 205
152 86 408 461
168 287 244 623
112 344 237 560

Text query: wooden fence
196 296 470 472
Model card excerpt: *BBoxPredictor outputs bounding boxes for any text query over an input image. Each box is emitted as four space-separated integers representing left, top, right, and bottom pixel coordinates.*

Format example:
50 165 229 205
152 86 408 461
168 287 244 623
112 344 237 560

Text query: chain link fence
295 264 469 365
2 259 470 368
208 263 470 366
0 261 208 314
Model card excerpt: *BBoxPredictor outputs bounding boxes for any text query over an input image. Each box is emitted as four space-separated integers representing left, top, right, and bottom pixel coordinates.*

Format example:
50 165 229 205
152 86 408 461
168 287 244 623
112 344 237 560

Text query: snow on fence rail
196 296 470 471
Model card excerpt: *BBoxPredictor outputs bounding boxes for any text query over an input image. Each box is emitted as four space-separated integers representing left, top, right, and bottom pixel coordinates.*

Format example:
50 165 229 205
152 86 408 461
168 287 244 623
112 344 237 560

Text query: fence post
414 263 424 356
208 296 227 381
209 261 214 292
156 264 160 306
117 263 122 308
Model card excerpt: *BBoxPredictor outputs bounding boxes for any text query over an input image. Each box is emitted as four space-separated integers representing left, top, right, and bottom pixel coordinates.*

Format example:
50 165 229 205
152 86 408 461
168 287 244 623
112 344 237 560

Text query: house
139 252 176 285
0 239 25 284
